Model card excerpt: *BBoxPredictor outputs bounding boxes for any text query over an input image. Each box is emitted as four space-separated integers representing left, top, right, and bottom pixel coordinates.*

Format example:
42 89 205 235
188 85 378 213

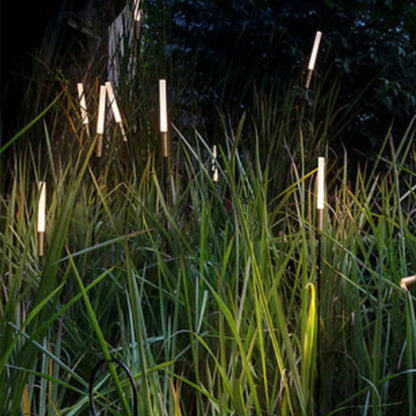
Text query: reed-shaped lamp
305 31 322 89
96 85 107 157
159 79 168 158
37 181 46 256
317 157 325 230
106 82 127 142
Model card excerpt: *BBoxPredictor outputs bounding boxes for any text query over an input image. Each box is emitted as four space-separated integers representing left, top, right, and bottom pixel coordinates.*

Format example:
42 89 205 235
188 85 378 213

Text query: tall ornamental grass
1 2 415 415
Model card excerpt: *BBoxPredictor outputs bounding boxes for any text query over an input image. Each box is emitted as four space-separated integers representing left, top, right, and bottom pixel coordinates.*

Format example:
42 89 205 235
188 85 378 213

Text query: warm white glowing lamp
77 83 90 137
308 31 322 71
400 275 416 291
37 181 46 256
159 79 168 158
306 31 322 89
159 79 168 132
212 145 219 183
317 157 325 230
96 85 107 157
106 82 127 142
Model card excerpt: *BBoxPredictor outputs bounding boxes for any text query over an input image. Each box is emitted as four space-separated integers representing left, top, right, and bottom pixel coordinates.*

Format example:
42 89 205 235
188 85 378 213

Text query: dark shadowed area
2 0 415 153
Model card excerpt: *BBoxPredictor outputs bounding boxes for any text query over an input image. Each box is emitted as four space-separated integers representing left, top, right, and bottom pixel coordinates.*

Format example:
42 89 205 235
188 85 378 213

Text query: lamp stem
38 232 44 257
318 209 323 232
96 135 103 158
85 123 91 139
161 131 168 158
316 228 322 416
119 122 127 142
305 69 313 89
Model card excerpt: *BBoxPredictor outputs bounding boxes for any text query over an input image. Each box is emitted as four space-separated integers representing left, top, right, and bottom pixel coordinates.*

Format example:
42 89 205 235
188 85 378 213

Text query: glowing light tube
159 79 168 133
97 85 107 135
38 181 46 256
317 157 325 210
96 85 107 157
106 82 127 141
37 181 46 232
308 31 322 71
105 82 121 123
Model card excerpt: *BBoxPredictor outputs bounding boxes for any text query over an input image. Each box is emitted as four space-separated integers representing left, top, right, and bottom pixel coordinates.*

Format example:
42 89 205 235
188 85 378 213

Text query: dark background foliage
160 0 416 151
1 0 416 152
0 0 123 143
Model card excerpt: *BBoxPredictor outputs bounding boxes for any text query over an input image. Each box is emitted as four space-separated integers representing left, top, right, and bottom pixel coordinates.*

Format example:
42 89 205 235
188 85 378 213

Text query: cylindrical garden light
96 85 107 157
37 181 46 257
159 79 168 158
106 81 127 142
317 156 325 230
305 31 322 89
316 156 325 416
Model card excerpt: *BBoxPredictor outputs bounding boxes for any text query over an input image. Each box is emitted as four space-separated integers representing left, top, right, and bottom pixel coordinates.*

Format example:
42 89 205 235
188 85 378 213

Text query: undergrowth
1 2 415 415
